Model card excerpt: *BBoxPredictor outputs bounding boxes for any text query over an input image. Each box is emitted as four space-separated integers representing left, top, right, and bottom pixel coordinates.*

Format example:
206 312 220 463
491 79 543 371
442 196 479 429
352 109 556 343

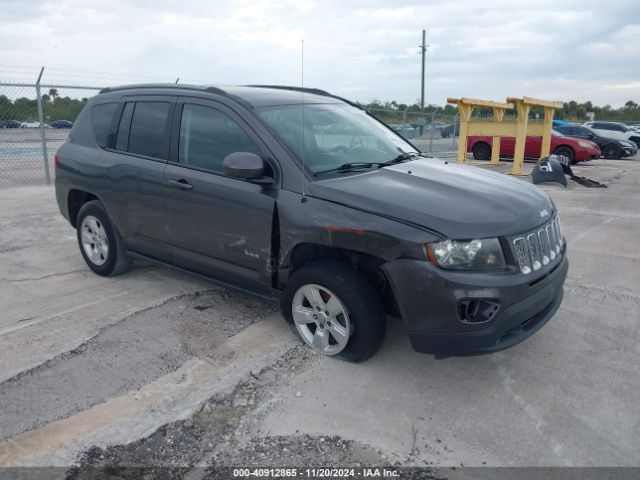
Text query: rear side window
178 104 260 173
127 102 171 159
91 103 118 148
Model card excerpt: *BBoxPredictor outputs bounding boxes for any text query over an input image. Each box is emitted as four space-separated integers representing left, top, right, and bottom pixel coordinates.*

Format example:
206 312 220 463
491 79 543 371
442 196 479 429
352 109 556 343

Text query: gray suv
55 84 568 362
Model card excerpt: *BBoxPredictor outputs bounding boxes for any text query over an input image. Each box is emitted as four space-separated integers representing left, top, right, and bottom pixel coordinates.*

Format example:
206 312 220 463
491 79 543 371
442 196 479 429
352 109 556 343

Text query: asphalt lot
0 129 67 187
0 155 639 476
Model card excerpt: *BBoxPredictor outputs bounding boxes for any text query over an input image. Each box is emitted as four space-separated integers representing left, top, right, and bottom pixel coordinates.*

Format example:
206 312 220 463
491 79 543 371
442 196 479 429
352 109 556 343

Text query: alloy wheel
80 215 109 266
291 284 352 356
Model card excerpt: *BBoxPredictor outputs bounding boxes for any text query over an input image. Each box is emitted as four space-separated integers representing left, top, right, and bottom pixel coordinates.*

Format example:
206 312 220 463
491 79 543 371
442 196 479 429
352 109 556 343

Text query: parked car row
463 120 638 162
0 119 74 129
583 121 640 148
468 130 602 164
554 125 637 159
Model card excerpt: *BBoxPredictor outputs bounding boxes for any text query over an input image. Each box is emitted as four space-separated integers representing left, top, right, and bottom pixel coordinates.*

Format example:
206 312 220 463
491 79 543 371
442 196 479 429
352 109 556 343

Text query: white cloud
0 0 638 106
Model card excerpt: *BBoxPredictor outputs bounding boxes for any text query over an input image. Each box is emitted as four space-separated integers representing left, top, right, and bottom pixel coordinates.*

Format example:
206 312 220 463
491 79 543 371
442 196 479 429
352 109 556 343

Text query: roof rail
245 84 364 110
99 83 226 95
245 85 332 96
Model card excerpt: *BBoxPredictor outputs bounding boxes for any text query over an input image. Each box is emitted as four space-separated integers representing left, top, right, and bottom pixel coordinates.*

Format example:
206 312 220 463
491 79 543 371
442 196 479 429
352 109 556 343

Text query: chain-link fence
0 79 102 187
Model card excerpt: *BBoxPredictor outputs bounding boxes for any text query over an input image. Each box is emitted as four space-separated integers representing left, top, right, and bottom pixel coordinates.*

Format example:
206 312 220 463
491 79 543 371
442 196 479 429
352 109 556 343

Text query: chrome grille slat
527 233 542 270
513 237 531 274
538 229 550 265
545 224 556 260
511 215 563 274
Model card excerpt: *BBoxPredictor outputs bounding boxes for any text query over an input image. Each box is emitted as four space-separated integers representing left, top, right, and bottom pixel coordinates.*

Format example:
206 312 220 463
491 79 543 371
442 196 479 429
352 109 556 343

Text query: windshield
256 103 418 175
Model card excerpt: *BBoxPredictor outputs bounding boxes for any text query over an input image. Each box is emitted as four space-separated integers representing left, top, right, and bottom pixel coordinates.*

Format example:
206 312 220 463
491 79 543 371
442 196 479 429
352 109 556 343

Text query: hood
309 158 554 239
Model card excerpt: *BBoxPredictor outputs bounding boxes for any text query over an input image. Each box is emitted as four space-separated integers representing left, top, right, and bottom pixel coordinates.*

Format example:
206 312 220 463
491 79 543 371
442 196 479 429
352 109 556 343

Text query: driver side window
179 104 260 173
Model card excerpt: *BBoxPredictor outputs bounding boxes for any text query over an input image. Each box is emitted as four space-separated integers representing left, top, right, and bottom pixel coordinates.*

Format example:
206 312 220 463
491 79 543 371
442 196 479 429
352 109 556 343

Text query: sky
0 0 638 107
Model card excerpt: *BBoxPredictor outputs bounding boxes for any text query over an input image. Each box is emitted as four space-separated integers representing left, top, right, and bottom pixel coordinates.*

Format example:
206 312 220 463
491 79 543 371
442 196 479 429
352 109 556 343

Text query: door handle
168 179 193 190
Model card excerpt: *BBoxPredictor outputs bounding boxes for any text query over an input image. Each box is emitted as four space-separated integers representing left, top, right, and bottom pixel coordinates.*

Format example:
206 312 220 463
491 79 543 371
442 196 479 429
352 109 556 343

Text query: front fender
275 190 439 282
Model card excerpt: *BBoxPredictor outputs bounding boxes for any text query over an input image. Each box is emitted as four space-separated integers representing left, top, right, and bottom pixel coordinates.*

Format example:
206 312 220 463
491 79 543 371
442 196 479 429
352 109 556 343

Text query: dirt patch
66 346 442 479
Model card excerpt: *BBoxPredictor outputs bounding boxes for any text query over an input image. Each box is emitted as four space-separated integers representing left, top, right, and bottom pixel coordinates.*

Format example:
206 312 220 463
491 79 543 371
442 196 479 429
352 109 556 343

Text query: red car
467 131 601 164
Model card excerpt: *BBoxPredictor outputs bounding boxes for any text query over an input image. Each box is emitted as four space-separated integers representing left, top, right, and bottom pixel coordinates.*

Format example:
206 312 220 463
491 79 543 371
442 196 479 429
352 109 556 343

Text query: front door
162 98 277 294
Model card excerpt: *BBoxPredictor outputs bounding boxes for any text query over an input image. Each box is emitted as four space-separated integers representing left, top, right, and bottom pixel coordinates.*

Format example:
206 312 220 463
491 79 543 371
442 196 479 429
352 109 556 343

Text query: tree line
0 89 88 123
2 90 638 124
361 99 640 123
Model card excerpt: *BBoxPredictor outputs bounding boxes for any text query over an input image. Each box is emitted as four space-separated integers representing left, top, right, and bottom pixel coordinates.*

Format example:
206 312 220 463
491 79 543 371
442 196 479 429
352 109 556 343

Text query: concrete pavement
0 157 638 471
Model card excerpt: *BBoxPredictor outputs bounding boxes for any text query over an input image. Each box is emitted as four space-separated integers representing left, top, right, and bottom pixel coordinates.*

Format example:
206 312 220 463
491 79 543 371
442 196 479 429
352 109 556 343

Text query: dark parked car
55 84 568 361
554 125 637 159
583 121 640 148
389 123 420 139
1 119 22 128
51 120 74 129
440 122 459 138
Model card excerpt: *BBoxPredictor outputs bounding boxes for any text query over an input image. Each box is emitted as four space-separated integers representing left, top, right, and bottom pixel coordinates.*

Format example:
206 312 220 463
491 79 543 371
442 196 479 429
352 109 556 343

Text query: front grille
512 216 563 275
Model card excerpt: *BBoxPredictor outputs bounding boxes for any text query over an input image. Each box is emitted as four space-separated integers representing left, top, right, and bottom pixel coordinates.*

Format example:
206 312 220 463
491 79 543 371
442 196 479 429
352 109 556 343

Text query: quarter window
179 104 260 173
127 102 171 159
91 103 118 148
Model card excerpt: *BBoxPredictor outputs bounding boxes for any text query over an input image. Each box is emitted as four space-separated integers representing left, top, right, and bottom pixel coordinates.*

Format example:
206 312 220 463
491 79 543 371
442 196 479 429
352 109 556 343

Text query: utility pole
420 29 427 111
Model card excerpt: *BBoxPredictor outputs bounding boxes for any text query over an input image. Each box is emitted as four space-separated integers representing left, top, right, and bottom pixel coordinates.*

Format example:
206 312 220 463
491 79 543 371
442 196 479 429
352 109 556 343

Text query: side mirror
223 152 271 182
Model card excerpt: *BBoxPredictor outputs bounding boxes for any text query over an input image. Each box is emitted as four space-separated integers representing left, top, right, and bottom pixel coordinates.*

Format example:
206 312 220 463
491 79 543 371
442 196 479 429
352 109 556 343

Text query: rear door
106 96 176 261
162 97 277 294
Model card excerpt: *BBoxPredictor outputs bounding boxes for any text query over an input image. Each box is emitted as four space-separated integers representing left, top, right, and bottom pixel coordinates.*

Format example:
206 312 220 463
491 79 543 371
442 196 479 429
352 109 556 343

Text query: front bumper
382 254 568 356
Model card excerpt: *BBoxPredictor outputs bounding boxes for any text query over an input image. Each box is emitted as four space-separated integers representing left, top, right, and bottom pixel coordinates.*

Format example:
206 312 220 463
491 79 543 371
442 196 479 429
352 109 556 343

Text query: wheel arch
553 144 575 157
281 242 401 318
67 189 100 228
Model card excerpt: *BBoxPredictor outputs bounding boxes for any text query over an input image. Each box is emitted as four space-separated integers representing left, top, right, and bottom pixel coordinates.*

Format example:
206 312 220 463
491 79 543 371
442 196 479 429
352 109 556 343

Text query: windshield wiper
377 151 428 167
314 162 377 176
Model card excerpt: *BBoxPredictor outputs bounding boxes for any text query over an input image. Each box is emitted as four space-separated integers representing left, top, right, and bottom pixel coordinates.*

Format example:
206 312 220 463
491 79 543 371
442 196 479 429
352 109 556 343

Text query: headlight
425 238 506 271
578 141 594 148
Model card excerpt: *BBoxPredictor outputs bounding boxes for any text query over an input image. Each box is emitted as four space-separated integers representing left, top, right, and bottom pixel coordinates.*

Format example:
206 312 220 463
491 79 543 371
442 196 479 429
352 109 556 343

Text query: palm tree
48 88 59 102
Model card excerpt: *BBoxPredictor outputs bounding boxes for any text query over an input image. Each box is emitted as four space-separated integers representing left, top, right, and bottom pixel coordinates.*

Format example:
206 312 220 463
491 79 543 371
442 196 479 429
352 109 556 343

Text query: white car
583 121 640 148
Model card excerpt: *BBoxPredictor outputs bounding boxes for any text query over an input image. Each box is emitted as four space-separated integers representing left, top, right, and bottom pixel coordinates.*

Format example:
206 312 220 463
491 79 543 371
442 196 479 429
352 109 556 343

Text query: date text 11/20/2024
232 468 401 477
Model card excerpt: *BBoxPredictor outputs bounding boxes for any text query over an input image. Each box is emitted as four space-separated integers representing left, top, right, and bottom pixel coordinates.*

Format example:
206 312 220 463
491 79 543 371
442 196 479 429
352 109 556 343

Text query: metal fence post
35 66 51 185
429 111 435 152
453 112 459 152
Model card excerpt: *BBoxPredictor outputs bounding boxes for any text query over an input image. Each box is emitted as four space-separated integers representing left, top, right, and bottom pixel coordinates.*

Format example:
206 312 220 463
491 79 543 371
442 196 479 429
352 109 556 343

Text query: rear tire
282 261 386 363
472 142 491 160
76 200 131 277
602 144 621 160
553 146 576 164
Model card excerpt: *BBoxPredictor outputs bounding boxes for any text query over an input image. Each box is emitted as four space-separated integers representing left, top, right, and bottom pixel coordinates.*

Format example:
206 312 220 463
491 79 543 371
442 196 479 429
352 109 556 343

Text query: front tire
472 142 491 160
602 144 621 160
553 146 576 164
282 261 386 362
76 200 131 277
